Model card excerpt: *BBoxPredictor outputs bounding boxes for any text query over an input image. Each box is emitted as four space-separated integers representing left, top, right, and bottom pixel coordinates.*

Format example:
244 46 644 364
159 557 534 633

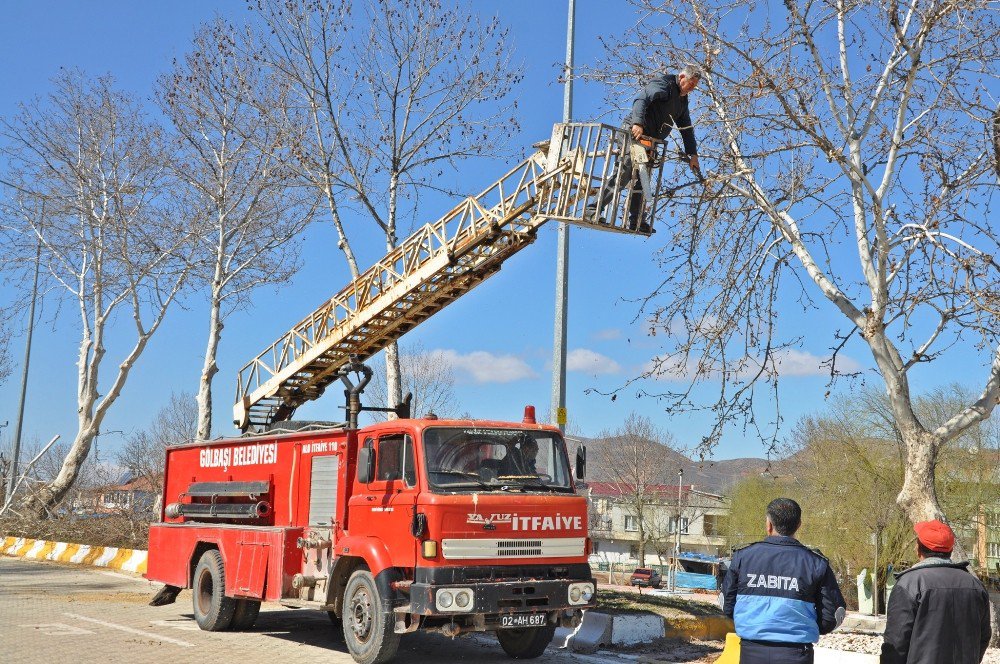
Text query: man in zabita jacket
880 519 991 663
722 498 846 663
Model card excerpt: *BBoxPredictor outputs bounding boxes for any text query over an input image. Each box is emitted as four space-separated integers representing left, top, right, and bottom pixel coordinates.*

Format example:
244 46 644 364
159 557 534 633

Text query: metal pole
673 468 683 591
873 530 880 616
550 0 575 432
7 240 41 499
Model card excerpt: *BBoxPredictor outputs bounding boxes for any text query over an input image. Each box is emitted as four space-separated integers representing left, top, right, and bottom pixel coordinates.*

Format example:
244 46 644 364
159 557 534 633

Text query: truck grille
441 537 585 560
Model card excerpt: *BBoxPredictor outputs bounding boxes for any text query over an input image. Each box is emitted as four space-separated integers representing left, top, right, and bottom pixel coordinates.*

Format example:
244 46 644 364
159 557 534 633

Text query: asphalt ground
0 557 630 664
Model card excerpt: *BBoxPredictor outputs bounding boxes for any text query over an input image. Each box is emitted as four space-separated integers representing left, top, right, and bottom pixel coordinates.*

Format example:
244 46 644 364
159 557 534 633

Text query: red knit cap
913 520 955 553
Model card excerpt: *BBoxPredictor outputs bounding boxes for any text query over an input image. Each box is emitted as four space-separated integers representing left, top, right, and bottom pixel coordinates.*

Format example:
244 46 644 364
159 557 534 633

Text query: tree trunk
196 287 223 441
991 594 1000 648
385 341 403 415
23 425 97 519
323 181 360 279
384 173 402 413
895 429 945 522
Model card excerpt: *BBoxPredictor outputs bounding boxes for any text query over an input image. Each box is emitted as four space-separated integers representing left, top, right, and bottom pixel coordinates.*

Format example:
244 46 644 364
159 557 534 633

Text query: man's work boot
627 214 654 234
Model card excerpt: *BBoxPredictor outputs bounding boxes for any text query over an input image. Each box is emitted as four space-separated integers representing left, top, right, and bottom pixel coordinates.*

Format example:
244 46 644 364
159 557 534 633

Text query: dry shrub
0 512 150 550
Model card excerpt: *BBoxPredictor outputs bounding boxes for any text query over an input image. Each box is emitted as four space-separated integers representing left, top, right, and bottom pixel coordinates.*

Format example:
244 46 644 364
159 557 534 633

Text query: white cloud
435 349 537 383
639 349 863 381
593 328 622 341
769 348 862 377
567 348 622 375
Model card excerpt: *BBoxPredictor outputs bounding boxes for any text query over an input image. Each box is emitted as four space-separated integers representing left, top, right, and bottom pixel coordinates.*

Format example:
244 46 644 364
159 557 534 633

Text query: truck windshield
422 427 573 493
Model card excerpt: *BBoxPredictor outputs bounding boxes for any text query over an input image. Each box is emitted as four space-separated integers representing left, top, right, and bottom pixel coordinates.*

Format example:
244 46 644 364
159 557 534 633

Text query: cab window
377 434 416 487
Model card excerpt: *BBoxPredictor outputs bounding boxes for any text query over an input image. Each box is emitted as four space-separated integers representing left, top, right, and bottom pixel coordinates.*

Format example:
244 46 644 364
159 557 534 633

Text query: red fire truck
146 123 667 663
146 363 594 664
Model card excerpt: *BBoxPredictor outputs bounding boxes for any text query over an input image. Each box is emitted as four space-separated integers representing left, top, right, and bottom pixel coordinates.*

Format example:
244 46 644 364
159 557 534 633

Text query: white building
586 481 728 566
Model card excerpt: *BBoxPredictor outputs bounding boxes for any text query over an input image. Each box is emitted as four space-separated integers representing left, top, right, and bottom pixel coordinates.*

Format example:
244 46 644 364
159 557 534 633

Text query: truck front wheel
192 550 237 631
342 570 400 664
496 625 556 659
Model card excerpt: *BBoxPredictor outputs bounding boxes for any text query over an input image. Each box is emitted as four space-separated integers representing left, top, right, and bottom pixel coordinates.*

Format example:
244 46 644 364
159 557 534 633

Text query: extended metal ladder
233 122 668 430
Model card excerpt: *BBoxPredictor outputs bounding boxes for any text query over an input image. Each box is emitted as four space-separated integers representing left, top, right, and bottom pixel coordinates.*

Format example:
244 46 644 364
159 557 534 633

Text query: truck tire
192 550 237 631
496 625 556 659
230 598 261 630
342 570 400 664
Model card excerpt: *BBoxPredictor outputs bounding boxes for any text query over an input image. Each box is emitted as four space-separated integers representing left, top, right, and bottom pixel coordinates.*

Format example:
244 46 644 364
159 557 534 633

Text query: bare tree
594 413 677 566
0 70 195 517
253 0 523 412
118 391 198 495
158 20 316 440
365 342 460 420
600 1 1000 535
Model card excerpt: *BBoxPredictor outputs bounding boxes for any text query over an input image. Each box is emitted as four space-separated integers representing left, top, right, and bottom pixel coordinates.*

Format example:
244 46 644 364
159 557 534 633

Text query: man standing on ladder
587 64 703 232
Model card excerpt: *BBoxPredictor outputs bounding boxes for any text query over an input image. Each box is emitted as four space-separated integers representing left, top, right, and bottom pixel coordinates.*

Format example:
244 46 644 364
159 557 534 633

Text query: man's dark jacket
722 535 846 643
880 558 991 664
627 74 697 155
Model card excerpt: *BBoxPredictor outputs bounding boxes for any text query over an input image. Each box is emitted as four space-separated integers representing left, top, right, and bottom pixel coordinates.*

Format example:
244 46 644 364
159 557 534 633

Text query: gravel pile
818 632 882 654
819 631 1000 662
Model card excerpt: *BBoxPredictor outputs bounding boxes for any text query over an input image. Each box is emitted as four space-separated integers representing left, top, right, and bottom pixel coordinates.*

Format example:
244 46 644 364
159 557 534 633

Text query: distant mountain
565 435 772 495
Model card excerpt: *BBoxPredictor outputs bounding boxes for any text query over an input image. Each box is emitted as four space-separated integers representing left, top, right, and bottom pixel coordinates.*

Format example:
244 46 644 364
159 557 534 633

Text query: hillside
565 435 772 494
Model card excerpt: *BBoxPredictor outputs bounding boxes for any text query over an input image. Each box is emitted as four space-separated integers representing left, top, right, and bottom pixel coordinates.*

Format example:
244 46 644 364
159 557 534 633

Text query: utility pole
550 0 575 432
6 240 41 500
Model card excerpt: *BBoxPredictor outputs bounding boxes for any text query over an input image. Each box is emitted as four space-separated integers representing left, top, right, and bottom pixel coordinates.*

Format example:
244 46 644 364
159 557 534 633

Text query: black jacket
627 74 697 155
722 536 846 643
880 558 991 663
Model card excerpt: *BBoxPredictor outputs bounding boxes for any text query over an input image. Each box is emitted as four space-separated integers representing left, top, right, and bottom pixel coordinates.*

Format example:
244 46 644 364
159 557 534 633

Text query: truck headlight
568 582 594 606
436 587 474 612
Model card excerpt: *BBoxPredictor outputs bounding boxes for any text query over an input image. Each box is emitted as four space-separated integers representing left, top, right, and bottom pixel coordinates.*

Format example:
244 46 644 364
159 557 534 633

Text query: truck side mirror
357 446 374 484
575 445 586 481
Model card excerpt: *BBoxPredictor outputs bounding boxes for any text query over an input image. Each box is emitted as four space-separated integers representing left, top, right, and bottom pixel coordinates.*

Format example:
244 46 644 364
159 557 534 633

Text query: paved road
0 557 627 664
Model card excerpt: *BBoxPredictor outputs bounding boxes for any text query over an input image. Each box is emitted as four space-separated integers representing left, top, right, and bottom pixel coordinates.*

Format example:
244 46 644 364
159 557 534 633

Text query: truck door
368 433 418 568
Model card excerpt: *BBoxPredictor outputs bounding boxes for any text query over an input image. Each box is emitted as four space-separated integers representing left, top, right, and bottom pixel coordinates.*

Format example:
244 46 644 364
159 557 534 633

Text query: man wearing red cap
881 520 992 663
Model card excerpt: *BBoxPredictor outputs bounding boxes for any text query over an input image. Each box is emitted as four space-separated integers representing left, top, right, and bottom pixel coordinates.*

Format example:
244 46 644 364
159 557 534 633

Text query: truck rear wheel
342 570 400 664
193 550 237 631
496 625 556 659
231 598 261 630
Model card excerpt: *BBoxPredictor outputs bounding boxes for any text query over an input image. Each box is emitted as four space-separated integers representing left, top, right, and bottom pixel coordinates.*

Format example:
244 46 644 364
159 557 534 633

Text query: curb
560 611 731 652
663 614 732 640
1 535 148 574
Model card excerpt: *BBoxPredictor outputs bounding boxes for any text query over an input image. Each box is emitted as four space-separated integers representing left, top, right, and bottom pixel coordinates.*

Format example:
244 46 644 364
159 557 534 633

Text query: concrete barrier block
559 611 613 653
610 613 664 644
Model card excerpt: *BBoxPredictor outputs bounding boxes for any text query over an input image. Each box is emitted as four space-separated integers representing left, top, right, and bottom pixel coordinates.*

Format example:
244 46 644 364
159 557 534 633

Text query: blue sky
0 1 991 464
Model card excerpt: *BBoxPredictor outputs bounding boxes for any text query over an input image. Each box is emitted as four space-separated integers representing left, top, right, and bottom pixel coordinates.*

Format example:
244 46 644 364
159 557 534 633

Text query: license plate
500 614 547 628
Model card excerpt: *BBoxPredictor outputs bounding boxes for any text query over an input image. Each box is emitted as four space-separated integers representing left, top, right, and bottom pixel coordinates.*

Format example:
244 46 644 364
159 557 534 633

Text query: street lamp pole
550 0 575 432
6 240 41 500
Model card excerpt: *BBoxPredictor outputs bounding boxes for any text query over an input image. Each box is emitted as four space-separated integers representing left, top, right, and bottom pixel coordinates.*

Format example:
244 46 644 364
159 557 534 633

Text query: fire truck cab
146 406 594 664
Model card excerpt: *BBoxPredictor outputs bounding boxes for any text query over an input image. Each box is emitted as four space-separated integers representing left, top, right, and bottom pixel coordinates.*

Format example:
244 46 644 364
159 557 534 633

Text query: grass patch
597 588 724 620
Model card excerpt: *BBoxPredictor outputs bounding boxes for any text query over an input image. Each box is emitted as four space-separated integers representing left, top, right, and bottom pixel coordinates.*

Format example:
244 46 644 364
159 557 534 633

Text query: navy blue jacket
722 536 846 644
626 74 697 155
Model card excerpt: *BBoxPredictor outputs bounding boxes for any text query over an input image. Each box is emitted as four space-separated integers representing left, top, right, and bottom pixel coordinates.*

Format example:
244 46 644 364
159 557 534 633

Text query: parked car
630 567 662 589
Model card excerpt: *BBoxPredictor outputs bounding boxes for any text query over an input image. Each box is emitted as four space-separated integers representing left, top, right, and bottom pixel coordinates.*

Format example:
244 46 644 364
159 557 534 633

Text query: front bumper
409 578 596 617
